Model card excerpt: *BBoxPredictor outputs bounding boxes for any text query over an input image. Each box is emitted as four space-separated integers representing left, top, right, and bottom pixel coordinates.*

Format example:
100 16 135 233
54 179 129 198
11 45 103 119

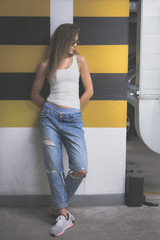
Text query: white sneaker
48 208 75 222
49 214 73 237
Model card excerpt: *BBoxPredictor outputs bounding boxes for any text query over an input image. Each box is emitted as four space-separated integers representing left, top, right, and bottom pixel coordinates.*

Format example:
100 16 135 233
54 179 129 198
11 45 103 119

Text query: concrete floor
1 199 160 240
1 134 160 240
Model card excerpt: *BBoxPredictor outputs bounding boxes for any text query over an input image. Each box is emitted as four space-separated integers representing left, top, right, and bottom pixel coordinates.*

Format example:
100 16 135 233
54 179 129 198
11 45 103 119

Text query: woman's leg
39 106 68 211
62 112 88 201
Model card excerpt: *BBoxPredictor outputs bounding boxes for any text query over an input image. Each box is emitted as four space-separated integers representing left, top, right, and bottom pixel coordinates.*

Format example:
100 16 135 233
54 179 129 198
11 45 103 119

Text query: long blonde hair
47 23 80 78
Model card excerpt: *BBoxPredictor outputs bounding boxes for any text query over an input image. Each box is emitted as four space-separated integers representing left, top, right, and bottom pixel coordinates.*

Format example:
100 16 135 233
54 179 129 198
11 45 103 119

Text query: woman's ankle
58 208 68 219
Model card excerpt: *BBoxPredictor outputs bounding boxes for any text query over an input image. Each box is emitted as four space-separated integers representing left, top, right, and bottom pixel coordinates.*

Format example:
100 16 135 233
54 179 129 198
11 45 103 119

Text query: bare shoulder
76 54 87 70
76 54 86 64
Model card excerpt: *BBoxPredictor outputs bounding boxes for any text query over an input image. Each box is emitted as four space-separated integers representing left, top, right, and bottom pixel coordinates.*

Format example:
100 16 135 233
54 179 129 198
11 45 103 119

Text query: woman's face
69 34 79 55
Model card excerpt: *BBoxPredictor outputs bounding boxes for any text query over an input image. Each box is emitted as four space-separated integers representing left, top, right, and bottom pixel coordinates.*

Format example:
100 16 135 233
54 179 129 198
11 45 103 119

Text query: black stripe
0 73 127 100
0 17 50 45
0 73 50 100
74 17 129 45
80 73 127 100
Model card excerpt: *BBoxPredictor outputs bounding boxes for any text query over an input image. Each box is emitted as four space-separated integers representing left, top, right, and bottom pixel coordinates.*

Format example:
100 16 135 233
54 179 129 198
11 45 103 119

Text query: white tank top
47 55 80 109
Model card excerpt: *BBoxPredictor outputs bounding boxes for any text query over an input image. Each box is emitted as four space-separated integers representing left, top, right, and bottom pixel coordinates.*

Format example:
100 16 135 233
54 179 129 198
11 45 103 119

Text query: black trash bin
125 167 144 207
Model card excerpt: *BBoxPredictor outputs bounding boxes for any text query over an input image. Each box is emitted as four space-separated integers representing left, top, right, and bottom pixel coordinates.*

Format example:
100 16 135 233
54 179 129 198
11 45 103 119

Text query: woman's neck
63 53 74 59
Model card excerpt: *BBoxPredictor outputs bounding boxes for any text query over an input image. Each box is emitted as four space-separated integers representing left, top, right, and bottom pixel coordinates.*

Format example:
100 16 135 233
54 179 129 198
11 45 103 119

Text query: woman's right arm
30 59 49 107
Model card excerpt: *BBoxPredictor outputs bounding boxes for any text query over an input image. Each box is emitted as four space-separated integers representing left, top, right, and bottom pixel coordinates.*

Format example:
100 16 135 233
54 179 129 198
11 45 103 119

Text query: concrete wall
0 0 129 204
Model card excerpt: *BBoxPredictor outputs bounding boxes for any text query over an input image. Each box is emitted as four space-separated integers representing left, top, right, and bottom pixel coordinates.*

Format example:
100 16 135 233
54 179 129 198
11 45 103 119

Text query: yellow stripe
0 100 127 128
0 0 50 16
82 100 127 128
0 101 40 127
0 45 128 73
0 45 49 73
74 0 129 17
77 45 128 73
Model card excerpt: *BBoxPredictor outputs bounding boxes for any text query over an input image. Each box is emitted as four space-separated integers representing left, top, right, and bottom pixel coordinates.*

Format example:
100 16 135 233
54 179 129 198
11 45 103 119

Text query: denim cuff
53 203 68 210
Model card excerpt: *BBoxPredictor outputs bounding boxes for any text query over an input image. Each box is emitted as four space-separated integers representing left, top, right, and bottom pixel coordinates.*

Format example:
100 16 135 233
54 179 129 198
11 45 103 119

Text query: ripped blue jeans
39 102 88 210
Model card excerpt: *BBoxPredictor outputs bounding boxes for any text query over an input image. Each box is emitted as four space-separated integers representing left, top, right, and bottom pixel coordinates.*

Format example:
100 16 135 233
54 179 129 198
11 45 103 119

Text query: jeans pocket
40 106 50 118
72 112 82 123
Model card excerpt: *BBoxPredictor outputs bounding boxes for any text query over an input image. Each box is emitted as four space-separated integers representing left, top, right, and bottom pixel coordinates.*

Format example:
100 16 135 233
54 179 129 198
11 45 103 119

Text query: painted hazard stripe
74 0 129 17
0 73 50 100
0 100 127 128
0 0 50 17
0 73 127 101
0 17 50 45
77 45 128 73
74 17 129 45
80 73 127 100
0 73 35 100
0 45 49 73
91 73 127 100
82 100 127 128
0 45 127 73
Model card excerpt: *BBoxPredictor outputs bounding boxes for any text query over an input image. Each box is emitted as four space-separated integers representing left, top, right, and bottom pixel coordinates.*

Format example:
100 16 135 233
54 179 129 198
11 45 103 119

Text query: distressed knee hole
72 169 87 178
42 138 55 146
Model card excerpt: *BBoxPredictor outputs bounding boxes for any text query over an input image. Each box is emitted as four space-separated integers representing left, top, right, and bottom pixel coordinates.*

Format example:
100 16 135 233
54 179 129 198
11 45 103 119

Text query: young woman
31 23 93 237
